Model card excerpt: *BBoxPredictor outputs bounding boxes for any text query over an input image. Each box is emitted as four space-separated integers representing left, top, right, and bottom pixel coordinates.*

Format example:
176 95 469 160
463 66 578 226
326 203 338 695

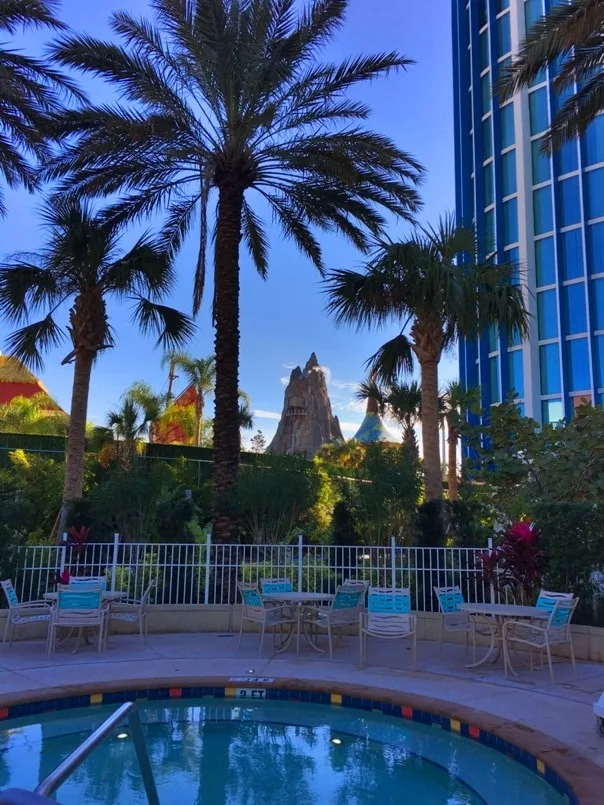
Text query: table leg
274 606 296 654
465 617 499 669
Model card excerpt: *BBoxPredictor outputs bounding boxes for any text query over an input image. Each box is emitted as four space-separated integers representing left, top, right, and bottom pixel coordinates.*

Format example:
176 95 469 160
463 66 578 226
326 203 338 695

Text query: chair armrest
13 600 51 611
503 619 545 638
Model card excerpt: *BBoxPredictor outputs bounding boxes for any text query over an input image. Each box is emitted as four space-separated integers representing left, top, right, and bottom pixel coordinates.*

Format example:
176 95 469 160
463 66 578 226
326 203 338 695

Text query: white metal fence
7 535 499 612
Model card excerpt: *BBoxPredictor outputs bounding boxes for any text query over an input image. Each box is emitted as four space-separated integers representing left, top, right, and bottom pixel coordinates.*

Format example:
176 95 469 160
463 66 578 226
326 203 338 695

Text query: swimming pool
0 698 565 804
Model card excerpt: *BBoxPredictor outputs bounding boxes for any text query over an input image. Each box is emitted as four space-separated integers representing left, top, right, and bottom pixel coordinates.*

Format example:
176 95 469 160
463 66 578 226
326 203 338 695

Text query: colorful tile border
0 685 578 804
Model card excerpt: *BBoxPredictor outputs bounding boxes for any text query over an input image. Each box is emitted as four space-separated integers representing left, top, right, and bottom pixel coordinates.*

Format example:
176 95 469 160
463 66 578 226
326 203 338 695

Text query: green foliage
331 500 361 547
447 483 493 547
0 449 63 538
414 500 446 547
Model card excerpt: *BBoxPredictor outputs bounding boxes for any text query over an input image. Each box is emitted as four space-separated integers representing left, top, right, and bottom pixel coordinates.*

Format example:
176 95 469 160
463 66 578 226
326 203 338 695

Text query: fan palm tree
0 392 67 436
0 0 83 214
105 398 151 468
499 0 604 152
0 197 194 529
442 381 479 502
163 352 216 446
325 215 529 502
356 378 422 461
45 0 424 540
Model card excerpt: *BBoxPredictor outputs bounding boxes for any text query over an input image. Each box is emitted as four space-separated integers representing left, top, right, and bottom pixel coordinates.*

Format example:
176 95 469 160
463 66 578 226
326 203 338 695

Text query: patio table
44 591 127 652
460 602 547 675
262 592 334 653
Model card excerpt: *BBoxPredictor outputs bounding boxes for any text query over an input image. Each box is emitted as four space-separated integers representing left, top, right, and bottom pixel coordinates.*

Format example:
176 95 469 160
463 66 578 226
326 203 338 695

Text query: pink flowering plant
476 520 545 604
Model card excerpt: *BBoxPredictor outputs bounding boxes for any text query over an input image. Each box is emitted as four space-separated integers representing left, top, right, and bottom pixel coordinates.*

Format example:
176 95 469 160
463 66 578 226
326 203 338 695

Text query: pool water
0 699 565 805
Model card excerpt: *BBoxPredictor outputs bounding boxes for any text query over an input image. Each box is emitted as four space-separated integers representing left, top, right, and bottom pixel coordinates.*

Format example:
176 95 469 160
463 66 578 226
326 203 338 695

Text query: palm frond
242 199 269 277
4 315 64 371
130 298 196 350
0 260 61 323
365 333 415 383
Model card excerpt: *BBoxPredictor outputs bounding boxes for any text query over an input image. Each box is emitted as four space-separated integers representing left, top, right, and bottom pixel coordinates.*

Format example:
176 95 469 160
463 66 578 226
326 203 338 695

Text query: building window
482 116 493 159
587 222 604 274
497 0 510 12
525 0 542 32
502 149 517 196
488 324 499 353
560 228 584 281
584 115 604 166
505 246 521 287
567 338 590 392
586 168 604 220
537 289 558 339
478 0 488 29
484 162 494 207
480 29 490 71
508 349 524 398
497 13 511 57
533 186 553 235
594 277 604 330
531 138 550 184
540 343 562 394
481 72 491 116
503 197 518 245
562 282 587 335
529 88 549 135
595 335 604 388
500 103 515 148
559 177 581 228
542 398 563 424
485 207 495 254
490 356 501 403
556 140 578 175
535 236 555 286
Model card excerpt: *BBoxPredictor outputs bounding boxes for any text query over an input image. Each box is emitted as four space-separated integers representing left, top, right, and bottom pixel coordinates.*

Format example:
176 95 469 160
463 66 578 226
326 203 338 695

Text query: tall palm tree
0 392 67 436
325 215 529 502
163 352 216 446
499 0 604 152
442 381 479 502
125 379 198 444
0 197 194 529
356 378 422 461
106 396 159 468
0 0 83 214
45 0 424 540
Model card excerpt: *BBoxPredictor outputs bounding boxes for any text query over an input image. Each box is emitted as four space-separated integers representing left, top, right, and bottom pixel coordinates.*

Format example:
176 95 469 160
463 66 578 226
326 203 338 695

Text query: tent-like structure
352 396 397 443
0 353 62 409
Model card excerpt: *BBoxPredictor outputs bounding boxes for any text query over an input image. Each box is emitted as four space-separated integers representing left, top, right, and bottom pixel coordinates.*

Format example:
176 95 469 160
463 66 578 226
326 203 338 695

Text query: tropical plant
442 381 479 501
237 389 253 438
356 378 422 460
46 0 424 540
0 197 194 531
499 521 546 605
499 0 604 152
0 392 67 435
162 353 215 446
325 215 529 501
0 0 83 214
249 430 266 454
106 398 153 468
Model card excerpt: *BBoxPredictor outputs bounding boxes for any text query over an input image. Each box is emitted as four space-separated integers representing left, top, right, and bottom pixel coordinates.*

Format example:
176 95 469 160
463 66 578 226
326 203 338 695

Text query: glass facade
453 0 604 424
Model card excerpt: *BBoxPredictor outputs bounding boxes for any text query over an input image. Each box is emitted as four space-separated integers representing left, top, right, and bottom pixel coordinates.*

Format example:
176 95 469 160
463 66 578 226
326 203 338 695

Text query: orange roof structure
153 383 197 445
0 354 63 410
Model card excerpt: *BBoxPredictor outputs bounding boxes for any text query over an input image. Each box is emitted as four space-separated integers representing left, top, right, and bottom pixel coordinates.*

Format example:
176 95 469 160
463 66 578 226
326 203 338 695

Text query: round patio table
44 591 127 652
460 602 547 675
262 592 334 654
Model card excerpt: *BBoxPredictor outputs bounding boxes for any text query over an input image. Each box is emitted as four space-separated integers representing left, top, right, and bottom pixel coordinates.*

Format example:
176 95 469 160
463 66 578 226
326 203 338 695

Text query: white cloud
318 364 332 385
283 362 297 370
331 379 359 391
253 409 282 421
339 421 361 434
280 375 289 386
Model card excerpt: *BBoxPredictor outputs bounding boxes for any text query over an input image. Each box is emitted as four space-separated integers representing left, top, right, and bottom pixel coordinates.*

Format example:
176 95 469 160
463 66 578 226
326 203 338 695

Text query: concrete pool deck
1 633 604 802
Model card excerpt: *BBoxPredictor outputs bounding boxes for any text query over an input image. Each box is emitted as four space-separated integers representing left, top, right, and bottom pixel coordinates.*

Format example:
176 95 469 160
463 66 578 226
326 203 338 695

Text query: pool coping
1 676 602 805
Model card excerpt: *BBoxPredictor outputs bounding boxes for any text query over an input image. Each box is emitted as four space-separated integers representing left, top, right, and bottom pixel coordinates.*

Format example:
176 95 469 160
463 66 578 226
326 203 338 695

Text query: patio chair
105 580 156 647
237 582 297 657
69 575 108 591
47 588 107 656
299 585 366 658
502 597 578 683
1 579 51 648
360 587 417 670
260 578 293 594
535 589 573 614
433 585 496 661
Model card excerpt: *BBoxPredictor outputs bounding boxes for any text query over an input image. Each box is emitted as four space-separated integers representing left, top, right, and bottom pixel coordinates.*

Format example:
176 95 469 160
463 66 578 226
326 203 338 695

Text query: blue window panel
482 116 493 160
595 335 604 388
497 0 510 11
586 168 604 220
533 186 553 235
535 237 555 286
559 177 581 228
540 343 562 394
508 350 524 398
481 73 491 116
567 338 591 392
587 222 604 275
517 401 526 416
525 0 542 32
531 139 550 184
497 13 511 57
560 229 584 280
537 289 558 339
488 324 499 353
484 162 494 207
562 282 587 335
542 398 564 424
529 88 549 135
490 356 501 403
500 103 514 148
485 208 495 254
503 198 518 245
502 149 517 196
478 0 487 29
584 115 604 166
505 246 521 287
557 140 578 175
594 278 604 330
480 30 490 71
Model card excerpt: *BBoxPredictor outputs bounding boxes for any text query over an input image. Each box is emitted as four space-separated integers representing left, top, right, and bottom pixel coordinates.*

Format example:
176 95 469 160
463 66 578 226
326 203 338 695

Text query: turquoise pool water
0 699 565 804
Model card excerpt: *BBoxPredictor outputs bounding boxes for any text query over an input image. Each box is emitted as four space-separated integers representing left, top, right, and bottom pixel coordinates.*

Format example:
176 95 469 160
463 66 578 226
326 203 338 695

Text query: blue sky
1 0 457 444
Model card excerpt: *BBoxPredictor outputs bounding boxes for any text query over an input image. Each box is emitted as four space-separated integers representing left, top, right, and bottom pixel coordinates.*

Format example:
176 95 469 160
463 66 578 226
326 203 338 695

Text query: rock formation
268 353 343 457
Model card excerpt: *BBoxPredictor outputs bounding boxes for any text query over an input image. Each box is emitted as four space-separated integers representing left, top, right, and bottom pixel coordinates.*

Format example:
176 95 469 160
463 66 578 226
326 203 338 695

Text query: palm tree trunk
212 183 244 542
447 427 459 501
419 357 442 501
57 350 94 540
196 395 203 447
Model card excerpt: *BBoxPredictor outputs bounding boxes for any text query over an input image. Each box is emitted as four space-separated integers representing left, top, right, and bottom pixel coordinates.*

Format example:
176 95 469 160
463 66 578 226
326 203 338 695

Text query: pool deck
2 633 604 802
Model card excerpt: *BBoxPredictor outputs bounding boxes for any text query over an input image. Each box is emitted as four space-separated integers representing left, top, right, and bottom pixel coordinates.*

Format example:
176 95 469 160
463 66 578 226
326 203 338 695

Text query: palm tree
0 0 83 214
0 197 194 530
46 0 424 540
106 398 152 468
325 215 529 502
0 392 67 435
238 389 254 443
356 378 422 461
163 352 216 446
499 0 604 152
442 381 479 502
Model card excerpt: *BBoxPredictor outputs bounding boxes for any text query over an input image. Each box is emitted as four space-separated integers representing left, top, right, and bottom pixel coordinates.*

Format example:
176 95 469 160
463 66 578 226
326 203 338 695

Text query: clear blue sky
1 0 456 443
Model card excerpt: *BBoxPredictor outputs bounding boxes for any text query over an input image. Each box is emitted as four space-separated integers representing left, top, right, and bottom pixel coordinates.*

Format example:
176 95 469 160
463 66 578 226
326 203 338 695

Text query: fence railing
8 535 499 613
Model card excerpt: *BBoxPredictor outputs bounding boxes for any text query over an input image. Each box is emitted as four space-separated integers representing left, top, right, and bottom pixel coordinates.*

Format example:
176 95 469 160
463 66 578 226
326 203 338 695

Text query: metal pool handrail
35 702 159 805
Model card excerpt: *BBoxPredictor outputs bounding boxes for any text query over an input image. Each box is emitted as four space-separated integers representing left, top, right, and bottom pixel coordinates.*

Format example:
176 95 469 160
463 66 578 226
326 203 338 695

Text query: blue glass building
453 0 604 423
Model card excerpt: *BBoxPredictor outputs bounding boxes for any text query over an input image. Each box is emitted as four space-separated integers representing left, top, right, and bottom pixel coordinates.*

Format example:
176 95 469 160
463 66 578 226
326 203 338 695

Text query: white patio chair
47 588 107 656
433 585 495 661
237 582 296 657
69 575 108 591
105 580 156 647
360 587 417 670
535 589 573 614
299 585 366 658
502 597 578 683
260 578 293 594
1 579 51 648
